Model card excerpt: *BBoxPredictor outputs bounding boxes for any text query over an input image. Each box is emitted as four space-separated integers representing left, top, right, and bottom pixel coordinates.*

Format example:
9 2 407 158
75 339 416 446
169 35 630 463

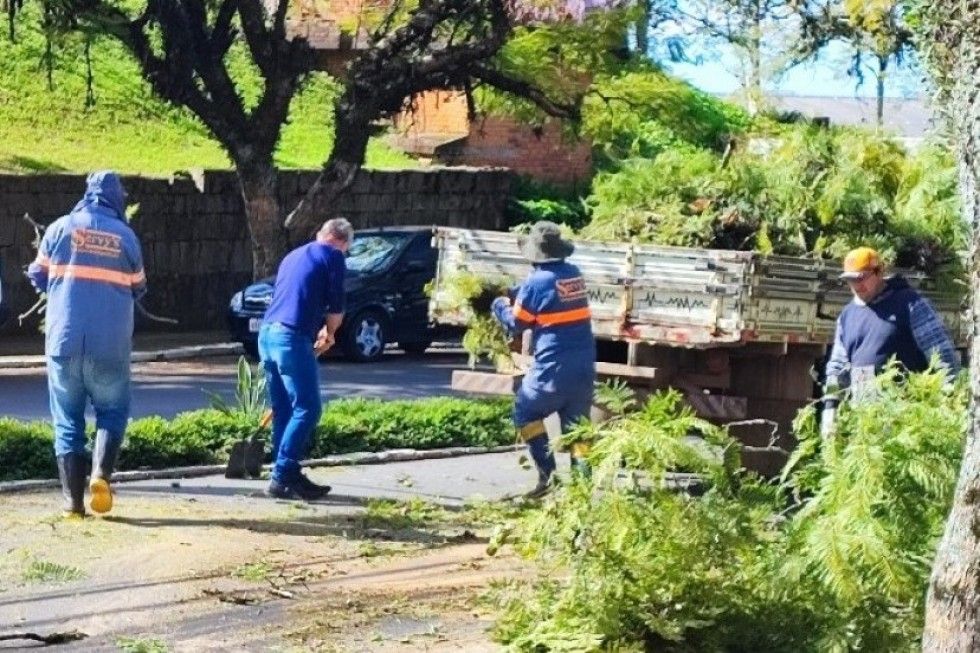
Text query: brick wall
435 116 593 186
0 168 512 336
394 91 470 136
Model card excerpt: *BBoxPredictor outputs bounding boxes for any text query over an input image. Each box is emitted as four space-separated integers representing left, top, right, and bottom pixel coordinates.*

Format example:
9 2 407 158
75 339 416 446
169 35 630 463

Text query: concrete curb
0 444 522 494
0 343 244 369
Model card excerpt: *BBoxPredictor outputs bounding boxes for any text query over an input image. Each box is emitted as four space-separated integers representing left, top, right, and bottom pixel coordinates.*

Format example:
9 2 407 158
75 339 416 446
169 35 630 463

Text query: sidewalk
0 330 240 367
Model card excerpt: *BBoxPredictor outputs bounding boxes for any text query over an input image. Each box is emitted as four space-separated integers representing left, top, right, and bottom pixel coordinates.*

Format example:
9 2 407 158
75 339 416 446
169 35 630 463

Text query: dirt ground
0 484 524 652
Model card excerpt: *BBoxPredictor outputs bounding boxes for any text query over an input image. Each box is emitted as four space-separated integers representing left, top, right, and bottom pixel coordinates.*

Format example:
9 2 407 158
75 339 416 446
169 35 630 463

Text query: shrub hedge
0 397 513 482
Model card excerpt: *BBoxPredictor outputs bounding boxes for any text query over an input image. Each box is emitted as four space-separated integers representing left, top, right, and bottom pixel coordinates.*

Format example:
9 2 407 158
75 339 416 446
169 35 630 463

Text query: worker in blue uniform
492 221 596 498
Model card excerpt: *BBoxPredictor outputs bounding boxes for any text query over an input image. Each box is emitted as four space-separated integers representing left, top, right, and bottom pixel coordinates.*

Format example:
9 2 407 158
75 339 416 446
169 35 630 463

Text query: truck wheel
343 310 387 363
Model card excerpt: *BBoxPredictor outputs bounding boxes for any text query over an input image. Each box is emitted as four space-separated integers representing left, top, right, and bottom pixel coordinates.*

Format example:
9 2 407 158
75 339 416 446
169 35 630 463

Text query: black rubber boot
524 468 555 500
90 429 122 514
57 453 87 518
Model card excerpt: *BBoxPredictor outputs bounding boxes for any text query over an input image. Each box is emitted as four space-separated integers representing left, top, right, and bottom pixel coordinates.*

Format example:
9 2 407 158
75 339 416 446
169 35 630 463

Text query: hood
884 275 910 292
72 170 127 219
863 275 911 306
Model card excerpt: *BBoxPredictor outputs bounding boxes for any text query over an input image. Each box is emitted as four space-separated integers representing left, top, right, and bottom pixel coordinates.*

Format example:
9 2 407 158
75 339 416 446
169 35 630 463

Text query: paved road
0 351 472 421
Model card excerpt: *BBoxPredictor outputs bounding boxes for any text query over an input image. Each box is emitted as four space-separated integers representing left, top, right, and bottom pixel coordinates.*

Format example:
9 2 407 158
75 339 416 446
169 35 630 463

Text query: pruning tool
224 339 332 479
820 390 840 441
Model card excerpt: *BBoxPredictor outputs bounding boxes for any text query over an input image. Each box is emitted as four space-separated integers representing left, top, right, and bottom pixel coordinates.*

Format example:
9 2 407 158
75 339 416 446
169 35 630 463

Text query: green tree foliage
582 125 966 280
493 367 967 651
582 70 750 162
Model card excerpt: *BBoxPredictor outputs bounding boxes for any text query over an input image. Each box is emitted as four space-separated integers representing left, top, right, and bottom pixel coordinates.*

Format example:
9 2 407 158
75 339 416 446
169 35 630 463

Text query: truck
427 227 967 474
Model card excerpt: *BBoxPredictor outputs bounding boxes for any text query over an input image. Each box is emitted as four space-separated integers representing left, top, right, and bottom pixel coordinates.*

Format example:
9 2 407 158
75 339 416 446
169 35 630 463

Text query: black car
227 227 452 362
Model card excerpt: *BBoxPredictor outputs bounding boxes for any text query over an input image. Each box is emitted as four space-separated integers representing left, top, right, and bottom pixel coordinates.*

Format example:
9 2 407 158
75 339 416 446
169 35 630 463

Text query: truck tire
343 310 388 363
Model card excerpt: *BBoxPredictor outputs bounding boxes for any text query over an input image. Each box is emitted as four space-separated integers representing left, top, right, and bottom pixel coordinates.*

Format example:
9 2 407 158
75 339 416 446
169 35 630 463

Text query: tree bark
922 58 980 652
875 56 886 129
635 0 651 58
745 5 764 115
285 94 376 236
238 162 289 279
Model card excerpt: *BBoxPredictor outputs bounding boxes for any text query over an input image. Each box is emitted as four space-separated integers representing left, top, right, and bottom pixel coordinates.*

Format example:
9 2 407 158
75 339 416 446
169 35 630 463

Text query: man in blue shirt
492 221 596 498
260 217 351 500
27 171 147 518
825 246 960 399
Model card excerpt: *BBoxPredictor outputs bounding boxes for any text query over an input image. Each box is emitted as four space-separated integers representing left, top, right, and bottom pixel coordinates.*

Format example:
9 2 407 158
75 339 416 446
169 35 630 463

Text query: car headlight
229 291 244 313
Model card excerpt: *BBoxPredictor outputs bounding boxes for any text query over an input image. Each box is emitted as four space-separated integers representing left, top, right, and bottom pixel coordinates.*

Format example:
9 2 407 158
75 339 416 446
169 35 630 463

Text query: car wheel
399 339 432 355
343 310 387 363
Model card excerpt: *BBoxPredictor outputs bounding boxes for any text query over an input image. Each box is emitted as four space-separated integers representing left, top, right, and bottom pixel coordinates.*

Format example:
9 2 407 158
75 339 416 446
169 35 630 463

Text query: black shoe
265 475 331 501
265 478 297 500
293 473 331 500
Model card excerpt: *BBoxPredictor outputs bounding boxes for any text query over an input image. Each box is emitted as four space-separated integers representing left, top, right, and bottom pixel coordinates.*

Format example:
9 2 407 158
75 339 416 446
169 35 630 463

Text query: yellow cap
840 247 881 279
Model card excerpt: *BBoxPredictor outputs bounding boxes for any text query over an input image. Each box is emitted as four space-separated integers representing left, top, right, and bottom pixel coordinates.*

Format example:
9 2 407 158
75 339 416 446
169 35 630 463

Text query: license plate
248 318 262 333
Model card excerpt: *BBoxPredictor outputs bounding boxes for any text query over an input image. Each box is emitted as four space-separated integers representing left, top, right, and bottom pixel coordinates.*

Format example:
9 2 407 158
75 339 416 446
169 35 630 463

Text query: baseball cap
840 247 881 280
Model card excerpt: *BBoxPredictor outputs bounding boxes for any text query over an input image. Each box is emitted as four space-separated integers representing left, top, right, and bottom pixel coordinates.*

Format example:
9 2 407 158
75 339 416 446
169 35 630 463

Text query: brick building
388 90 593 187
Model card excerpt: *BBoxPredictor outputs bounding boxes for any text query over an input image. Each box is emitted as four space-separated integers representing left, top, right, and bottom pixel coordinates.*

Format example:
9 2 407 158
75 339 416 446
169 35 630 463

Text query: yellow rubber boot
89 477 113 514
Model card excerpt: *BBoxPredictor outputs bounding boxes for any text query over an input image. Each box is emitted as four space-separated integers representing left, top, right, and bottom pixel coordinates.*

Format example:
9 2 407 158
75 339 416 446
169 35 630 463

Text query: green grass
0 9 418 175
116 637 170 653
21 559 86 583
232 561 274 583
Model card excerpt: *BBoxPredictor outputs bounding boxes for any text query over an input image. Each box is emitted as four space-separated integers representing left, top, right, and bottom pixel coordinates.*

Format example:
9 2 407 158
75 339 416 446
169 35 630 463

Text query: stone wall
0 168 512 336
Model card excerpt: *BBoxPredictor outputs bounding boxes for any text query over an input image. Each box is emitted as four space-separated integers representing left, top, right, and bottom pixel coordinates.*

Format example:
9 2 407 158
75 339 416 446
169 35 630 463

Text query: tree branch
472 66 581 120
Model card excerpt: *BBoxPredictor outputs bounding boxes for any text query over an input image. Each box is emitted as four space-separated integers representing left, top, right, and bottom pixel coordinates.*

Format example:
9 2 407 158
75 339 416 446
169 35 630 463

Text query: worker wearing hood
492 221 596 498
27 171 146 519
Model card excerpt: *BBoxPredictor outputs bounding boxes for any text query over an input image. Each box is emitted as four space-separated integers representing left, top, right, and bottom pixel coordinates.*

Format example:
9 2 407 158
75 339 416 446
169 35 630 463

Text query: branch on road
0 630 88 645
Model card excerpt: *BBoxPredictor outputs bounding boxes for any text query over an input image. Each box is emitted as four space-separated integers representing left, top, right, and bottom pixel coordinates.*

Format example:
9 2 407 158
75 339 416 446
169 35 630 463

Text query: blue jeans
47 356 130 457
258 323 323 484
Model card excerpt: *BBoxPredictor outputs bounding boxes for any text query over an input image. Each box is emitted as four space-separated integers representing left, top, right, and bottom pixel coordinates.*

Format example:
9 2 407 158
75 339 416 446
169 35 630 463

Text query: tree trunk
285 104 373 236
745 8 764 115
635 0 650 58
876 56 887 129
238 162 289 279
922 66 980 652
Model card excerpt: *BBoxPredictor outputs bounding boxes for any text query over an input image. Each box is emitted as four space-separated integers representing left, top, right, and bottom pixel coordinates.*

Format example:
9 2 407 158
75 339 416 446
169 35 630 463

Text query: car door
394 233 438 341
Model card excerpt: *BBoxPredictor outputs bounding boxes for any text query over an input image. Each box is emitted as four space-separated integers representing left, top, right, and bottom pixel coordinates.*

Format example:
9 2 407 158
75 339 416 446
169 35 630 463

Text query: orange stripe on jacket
536 307 591 327
513 304 537 323
34 253 51 267
48 263 145 288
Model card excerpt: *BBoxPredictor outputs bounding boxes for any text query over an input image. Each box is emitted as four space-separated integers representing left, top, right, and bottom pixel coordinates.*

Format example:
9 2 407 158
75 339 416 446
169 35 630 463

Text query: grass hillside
0 9 417 175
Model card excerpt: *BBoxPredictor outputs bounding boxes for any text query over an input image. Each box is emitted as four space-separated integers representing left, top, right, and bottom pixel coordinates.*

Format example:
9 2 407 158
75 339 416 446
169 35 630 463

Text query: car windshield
345 233 411 273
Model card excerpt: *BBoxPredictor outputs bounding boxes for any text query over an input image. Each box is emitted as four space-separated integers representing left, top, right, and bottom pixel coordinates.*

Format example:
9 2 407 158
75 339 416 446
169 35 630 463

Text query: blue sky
661 41 923 98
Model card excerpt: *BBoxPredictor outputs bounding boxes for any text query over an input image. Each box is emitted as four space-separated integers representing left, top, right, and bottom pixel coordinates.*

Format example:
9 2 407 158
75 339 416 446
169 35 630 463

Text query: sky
669 44 923 98
650 23 924 99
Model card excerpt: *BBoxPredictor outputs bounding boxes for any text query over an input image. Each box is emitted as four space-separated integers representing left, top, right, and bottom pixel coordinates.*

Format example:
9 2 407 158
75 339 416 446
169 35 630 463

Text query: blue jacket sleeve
492 280 537 336
123 230 147 300
26 225 56 292
325 250 346 315
909 295 961 380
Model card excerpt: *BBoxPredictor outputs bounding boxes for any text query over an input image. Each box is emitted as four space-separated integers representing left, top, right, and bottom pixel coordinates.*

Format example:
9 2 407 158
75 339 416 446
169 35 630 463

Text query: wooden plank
451 370 522 396
512 355 657 381
595 361 657 380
